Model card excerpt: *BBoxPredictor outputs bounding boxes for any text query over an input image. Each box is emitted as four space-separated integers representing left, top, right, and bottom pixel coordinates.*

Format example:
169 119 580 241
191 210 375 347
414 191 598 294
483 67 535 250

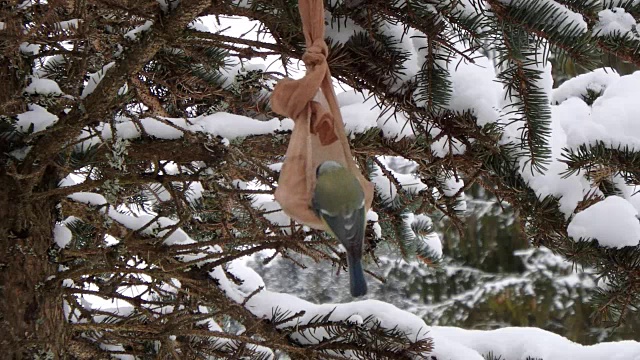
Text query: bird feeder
270 0 374 230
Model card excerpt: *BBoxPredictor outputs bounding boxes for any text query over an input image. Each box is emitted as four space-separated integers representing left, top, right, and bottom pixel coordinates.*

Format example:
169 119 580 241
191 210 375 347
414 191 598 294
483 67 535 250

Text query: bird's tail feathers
347 252 367 297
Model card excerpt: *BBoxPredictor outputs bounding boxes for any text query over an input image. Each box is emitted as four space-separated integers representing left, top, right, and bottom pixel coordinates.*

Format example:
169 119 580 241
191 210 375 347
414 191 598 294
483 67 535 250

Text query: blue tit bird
312 160 368 297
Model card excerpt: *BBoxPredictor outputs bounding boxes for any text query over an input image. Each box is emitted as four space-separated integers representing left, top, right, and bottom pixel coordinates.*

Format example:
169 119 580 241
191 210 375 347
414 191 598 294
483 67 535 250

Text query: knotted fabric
270 0 374 230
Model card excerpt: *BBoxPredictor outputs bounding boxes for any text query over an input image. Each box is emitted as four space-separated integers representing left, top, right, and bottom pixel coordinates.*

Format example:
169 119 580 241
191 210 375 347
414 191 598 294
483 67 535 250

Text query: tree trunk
0 169 66 359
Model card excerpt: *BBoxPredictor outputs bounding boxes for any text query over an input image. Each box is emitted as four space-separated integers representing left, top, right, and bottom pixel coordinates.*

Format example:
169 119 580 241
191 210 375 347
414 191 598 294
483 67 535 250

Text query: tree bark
0 168 66 359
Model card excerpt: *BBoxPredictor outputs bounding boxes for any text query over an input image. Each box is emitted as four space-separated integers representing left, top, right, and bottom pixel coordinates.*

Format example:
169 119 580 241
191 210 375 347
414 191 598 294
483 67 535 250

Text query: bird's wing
319 205 366 252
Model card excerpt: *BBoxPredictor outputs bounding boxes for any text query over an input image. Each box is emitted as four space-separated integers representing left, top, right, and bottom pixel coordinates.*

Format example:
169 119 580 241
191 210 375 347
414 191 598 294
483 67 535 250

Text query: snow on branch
209 247 640 359
497 0 589 33
568 195 640 248
593 8 638 38
434 326 640 360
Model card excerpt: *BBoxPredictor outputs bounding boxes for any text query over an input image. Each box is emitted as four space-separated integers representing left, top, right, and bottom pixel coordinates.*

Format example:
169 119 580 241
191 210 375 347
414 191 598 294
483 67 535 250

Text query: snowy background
14 0 640 358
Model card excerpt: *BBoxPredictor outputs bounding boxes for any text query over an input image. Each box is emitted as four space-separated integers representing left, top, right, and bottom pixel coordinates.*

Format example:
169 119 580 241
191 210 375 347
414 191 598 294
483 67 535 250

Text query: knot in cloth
302 39 328 67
